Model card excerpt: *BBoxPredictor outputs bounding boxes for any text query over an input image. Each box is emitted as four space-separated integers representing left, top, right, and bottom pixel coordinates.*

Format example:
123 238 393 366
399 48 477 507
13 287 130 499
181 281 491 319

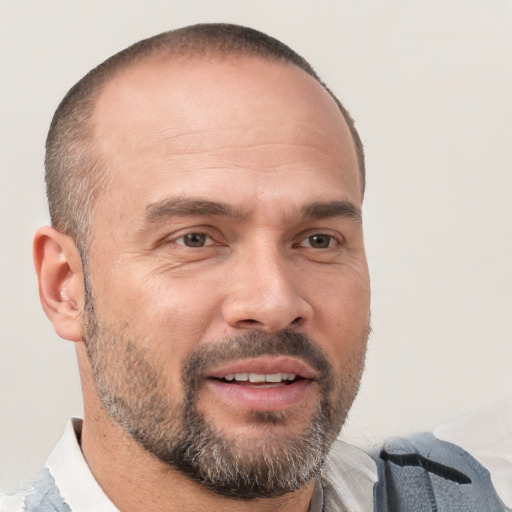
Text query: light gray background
1 0 511 491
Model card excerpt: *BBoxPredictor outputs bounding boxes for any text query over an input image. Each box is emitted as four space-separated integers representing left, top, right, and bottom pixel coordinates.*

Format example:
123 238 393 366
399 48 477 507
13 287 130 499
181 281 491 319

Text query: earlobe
33 226 85 342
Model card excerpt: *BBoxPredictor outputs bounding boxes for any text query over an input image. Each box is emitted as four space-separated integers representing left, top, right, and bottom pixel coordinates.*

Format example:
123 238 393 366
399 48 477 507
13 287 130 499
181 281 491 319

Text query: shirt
0 418 378 511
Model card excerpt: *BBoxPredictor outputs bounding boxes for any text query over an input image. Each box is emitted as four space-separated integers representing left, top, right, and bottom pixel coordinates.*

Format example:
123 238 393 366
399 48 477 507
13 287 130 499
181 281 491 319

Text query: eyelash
174 232 218 248
295 233 340 249
171 231 342 250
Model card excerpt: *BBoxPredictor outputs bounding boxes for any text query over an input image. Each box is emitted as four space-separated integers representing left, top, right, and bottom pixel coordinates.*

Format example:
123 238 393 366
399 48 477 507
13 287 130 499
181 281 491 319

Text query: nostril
291 317 302 325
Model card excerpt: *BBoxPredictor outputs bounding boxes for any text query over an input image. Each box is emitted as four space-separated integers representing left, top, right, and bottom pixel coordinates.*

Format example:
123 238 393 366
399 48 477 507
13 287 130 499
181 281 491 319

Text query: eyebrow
145 198 248 223
144 197 361 224
301 200 362 222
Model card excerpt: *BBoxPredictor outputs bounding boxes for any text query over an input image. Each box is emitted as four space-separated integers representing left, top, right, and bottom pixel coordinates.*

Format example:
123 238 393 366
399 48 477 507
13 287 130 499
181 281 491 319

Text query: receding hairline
45 23 365 253
89 41 365 183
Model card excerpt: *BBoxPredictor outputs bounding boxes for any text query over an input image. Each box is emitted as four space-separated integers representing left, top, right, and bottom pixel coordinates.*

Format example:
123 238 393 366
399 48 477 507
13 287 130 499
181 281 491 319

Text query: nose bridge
222 240 311 332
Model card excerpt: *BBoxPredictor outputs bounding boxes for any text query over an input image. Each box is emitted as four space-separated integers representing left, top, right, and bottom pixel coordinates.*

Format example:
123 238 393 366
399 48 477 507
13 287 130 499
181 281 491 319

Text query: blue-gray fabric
372 433 508 512
18 434 507 511
21 469 71 512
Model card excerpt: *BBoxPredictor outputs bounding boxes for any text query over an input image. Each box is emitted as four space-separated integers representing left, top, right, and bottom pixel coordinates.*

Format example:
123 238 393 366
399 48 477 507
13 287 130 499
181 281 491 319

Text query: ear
33 226 85 342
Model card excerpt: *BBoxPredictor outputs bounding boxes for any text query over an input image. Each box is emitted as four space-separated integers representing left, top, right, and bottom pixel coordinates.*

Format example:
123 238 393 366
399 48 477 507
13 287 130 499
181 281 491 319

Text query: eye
175 233 214 248
299 234 337 249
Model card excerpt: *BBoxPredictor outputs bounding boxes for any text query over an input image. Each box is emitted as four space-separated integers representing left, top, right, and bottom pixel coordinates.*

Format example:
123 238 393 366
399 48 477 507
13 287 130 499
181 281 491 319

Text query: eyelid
299 235 335 249
160 225 229 248
294 230 345 248
174 232 215 246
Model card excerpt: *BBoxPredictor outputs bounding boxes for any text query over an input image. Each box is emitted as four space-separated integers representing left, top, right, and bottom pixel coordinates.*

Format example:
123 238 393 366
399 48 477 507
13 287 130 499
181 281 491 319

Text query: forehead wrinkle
137 125 338 158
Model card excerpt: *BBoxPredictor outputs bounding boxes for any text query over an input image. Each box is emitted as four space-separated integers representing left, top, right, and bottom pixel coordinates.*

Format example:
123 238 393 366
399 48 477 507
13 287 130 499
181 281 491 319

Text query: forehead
90 55 361 223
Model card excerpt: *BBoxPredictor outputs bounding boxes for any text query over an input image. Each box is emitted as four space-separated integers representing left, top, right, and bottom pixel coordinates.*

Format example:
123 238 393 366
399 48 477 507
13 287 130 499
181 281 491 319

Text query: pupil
185 233 206 247
310 235 330 248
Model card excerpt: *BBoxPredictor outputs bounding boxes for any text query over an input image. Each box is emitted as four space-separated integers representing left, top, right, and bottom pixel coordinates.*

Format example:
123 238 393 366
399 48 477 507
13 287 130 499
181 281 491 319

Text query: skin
34 55 370 512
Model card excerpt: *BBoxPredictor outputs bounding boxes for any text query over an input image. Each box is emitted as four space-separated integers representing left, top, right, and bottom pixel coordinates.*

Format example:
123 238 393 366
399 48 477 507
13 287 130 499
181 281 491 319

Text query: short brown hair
45 23 365 253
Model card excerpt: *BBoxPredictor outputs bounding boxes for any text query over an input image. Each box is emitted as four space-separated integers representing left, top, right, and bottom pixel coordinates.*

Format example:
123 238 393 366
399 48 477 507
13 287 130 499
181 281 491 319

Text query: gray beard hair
152 395 334 498
83 286 357 500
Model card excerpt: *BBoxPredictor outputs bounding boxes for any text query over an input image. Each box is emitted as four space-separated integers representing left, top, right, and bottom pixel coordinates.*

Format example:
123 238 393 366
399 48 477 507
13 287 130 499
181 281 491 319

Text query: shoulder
1 469 71 512
434 398 512 509
0 493 25 512
373 432 509 512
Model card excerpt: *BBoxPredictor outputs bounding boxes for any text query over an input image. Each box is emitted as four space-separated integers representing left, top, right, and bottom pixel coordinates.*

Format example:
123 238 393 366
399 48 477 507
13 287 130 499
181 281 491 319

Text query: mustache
181 330 334 393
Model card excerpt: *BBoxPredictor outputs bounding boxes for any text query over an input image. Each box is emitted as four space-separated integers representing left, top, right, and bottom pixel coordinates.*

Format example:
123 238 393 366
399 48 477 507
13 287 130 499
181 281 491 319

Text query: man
3 24 507 512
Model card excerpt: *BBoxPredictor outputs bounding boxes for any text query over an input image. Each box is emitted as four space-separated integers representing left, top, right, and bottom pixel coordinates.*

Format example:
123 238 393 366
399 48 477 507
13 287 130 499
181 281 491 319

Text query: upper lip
206 356 317 380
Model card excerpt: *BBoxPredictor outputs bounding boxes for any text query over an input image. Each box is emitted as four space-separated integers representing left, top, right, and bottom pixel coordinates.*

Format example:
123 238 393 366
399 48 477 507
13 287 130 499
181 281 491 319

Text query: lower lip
205 378 313 411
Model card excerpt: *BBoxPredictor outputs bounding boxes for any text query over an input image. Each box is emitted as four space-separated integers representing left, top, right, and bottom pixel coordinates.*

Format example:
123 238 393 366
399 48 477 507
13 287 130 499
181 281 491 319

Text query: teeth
224 372 297 383
248 373 266 382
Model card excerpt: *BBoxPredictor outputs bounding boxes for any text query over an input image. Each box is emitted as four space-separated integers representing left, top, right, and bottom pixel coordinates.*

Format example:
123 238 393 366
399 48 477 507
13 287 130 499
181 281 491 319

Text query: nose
221 248 312 333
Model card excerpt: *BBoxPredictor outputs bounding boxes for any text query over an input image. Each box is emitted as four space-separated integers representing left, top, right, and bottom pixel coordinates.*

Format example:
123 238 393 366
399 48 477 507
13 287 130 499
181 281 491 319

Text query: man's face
83 56 370 498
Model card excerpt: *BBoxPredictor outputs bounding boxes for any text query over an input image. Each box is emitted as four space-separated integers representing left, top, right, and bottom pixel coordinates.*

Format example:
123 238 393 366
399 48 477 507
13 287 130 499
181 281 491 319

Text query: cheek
90 265 224 362
309 270 370 373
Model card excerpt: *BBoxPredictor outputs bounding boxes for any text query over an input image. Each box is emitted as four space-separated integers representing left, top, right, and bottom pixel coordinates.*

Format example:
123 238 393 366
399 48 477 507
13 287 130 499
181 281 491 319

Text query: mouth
203 357 316 412
212 372 301 388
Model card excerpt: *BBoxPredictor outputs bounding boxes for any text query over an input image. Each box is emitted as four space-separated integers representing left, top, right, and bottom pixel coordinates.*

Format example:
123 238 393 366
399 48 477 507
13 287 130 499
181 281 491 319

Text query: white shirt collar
46 418 119 512
321 440 378 512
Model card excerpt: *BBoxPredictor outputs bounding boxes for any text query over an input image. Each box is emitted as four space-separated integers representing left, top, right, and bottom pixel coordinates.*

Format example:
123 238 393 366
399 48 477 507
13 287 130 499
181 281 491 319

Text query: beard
82 282 367 500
